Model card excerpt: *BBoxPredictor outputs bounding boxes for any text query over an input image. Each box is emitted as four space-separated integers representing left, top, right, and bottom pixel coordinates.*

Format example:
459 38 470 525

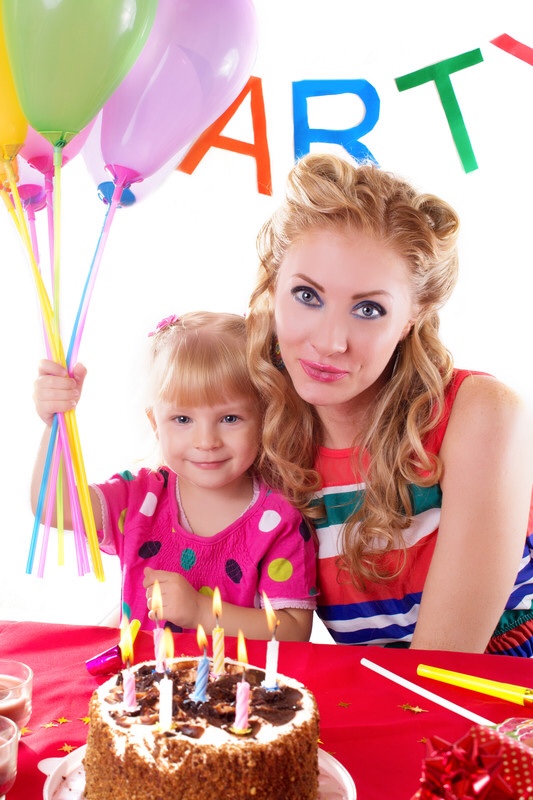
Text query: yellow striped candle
212 587 225 676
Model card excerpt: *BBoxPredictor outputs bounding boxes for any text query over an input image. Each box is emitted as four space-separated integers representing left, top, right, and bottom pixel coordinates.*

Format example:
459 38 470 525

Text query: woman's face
274 226 417 422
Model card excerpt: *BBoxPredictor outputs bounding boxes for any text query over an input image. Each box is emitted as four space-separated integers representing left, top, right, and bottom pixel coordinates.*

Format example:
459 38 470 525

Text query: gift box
413 719 533 799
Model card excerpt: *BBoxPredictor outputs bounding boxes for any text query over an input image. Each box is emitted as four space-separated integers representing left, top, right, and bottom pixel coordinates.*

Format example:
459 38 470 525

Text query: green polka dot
199 586 214 598
180 548 196 571
309 586 318 596
267 558 293 583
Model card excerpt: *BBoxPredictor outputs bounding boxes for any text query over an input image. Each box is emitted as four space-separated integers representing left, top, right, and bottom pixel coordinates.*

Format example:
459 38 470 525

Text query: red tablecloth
1 620 533 799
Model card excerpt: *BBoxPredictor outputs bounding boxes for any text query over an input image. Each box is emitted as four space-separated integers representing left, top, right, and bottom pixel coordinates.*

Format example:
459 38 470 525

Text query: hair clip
148 314 180 337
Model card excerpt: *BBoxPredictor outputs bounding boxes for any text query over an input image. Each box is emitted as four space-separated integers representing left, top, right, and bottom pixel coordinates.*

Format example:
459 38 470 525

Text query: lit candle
120 617 137 711
212 587 225 676
158 628 175 729
151 580 165 673
190 625 210 703
232 630 251 734
262 592 279 690
122 665 137 711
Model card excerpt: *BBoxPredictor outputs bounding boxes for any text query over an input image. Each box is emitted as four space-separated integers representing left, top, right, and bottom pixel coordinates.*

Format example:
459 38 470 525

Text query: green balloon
1 0 158 146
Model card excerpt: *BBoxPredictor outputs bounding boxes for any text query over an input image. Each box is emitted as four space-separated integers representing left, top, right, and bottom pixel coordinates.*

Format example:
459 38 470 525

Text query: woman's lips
299 359 348 383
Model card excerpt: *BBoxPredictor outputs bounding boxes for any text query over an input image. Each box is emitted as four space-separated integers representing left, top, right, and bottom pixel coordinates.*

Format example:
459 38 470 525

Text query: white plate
42 744 356 799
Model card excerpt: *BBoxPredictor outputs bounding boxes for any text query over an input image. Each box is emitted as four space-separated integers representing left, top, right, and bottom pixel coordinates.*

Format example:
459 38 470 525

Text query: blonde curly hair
246 153 460 584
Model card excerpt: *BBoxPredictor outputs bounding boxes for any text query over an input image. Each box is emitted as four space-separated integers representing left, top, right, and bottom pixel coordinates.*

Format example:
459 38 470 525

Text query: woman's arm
143 567 313 641
411 374 533 652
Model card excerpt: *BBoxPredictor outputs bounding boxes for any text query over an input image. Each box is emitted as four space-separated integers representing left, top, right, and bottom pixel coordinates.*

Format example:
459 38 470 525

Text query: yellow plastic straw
417 664 533 708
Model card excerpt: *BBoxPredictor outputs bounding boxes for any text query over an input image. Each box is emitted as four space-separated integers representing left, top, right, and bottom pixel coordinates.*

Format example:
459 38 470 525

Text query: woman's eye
353 301 385 319
292 286 321 306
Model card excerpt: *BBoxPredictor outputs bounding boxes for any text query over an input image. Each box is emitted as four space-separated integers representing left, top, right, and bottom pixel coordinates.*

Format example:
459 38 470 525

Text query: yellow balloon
0 14 27 160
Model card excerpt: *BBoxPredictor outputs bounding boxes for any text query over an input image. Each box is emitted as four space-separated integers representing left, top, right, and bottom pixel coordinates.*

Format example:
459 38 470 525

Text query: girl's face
149 394 261 492
274 227 416 426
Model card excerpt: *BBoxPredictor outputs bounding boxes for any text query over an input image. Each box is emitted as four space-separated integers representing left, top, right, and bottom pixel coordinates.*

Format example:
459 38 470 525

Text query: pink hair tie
148 314 180 337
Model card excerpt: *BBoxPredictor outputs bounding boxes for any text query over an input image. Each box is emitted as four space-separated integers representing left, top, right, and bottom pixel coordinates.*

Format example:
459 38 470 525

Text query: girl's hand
33 359 87 427
143 567 208 630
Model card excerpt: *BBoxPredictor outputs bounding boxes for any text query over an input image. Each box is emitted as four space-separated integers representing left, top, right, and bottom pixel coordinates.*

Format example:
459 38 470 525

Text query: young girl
246 152 533 655
32 311 317 638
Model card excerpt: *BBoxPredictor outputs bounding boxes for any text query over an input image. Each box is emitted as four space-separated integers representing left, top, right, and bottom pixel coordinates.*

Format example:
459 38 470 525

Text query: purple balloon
99 0 258 183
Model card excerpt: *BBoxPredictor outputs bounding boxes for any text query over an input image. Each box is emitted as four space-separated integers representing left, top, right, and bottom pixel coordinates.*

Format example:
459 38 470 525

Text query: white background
1 0 532 629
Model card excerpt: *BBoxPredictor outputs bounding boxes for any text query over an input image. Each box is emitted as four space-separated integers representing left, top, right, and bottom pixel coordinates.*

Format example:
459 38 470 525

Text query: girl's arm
411 374 533 652
143 567 313 641
31 359 102 530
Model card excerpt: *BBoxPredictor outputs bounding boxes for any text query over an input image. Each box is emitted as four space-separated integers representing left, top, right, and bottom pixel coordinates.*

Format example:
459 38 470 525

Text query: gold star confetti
20 726 31 736
42 722 58 729
338 701 352 708
79 716 90 725
55 717 70 725
59 743 76 754
399 703 428 714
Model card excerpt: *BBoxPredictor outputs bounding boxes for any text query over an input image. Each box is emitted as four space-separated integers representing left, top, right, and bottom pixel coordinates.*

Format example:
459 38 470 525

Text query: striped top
314 369 533 655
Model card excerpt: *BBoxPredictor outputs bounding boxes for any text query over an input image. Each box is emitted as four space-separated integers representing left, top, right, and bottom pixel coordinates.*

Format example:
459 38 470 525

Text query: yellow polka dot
267 558 293 583
199 586 214 597
118 508 127 534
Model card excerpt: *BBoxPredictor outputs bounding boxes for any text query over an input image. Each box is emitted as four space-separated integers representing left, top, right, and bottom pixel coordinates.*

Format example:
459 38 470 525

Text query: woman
246 152 533 655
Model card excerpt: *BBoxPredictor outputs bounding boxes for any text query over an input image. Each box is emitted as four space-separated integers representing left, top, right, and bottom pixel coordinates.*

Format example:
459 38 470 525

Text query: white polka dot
258 509 282 532
139 491 157 517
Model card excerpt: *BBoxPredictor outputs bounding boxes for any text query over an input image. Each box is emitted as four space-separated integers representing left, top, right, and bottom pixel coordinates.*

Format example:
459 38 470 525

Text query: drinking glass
0 661 33 730
0 716 18 799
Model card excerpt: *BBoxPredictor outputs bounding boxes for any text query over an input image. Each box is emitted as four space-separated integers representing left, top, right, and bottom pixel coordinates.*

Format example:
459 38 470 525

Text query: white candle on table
262 592 279 690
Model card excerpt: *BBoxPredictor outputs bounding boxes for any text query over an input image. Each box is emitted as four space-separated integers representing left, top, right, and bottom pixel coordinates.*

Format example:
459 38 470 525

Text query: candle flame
152 580 163 622
197 624 208 652
212 586 222 620
262 592 279 636
159 626 174 662
119 615 134 664
237 629 248 665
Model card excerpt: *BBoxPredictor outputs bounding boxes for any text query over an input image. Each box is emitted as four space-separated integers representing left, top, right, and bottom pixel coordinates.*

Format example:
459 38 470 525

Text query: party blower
417 664 533 707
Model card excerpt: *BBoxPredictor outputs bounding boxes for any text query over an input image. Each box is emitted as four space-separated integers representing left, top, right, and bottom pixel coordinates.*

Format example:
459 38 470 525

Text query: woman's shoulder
441 370 532 461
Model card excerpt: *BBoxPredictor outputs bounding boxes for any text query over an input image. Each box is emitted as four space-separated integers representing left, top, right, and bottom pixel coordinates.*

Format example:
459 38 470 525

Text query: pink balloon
14 156 46 211
19 119 96 176
99 0 258 184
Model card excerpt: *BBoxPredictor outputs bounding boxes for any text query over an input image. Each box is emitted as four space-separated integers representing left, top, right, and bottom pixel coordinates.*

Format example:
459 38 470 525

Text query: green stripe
314 483 442 529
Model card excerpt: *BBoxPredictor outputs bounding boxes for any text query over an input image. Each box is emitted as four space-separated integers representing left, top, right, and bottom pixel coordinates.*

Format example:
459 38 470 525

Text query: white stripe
319 482 365 497
317 507 441 560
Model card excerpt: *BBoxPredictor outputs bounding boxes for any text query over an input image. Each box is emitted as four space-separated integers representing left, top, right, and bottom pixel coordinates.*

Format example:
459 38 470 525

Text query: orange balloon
0 15 27 160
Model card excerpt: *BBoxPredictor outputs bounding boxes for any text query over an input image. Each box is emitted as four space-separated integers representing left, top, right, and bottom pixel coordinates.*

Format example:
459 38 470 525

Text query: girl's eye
175 415 191 424
292 286 322 307
222 414 239 424
353 301 386 320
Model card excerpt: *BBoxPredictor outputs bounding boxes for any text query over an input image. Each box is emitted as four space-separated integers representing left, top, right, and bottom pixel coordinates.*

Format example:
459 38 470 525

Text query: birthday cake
83 657 320 800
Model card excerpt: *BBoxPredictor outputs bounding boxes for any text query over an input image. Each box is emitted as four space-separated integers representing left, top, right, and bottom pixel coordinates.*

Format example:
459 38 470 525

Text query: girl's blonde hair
246 153 460 584
147 311 259 411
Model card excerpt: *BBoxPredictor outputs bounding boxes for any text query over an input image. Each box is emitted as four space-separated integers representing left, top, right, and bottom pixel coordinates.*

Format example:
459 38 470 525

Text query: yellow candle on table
417 664 533 707
151 580 165 672
212 587 225 676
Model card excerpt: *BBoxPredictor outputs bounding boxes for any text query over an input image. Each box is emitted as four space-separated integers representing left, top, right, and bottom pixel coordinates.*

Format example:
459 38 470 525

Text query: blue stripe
318 592 422 622
327 621 416 646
